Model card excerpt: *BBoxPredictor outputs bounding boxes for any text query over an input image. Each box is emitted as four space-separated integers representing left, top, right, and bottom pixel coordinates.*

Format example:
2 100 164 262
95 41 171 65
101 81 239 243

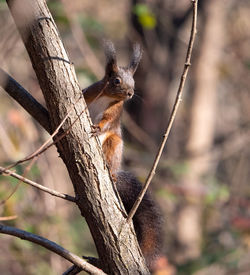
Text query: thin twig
2 95 85 172
0 69 88 173
0 166 76 202
0 215 18 221
0 86 107 202
1 83 106 174
0 157 38 206
62 257 101 275
127 0 199 223
0 224 107 275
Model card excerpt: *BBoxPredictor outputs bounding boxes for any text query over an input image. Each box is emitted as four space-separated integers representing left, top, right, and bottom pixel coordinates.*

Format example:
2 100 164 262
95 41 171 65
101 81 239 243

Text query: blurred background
1 0 250 274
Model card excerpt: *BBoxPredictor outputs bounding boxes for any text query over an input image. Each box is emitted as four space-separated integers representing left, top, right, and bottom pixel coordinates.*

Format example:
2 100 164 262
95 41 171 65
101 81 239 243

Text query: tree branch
0 68 51 133
127 0 199 223
0 215 18 221
62 265 82 275
0 224 106 275
6 0 149 273
0 166 76 202
62 256 101 275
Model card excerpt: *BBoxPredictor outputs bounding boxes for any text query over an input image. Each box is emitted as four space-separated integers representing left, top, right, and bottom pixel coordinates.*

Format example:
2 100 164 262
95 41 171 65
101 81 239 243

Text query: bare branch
0 166 76 202
0 68 51 133
0 156 38 206
0 224 107 275
0 215 18 221
3 85 105 175
127 0 199 223
62 256 101 274
63 255 101 275
1 97 86 178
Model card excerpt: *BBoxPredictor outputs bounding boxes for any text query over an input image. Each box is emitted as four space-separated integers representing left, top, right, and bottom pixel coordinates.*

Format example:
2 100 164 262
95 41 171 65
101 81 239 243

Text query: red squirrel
83 41 140 178
83 41 164 272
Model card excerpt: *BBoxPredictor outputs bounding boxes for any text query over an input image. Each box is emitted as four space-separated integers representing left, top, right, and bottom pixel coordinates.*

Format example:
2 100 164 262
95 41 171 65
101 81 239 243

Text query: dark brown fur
117 171 164 271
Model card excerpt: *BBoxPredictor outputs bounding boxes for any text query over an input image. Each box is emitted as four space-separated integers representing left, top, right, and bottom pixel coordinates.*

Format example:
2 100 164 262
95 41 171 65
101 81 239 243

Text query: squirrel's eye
114 77 121 85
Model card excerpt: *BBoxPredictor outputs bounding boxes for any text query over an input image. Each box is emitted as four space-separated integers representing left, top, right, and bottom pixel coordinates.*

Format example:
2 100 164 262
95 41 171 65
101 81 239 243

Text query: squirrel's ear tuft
129 43 142 75
104 40 118 75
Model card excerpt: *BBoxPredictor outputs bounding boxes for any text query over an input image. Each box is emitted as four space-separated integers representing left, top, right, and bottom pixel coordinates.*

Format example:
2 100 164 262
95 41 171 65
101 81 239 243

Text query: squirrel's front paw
90 124 101 137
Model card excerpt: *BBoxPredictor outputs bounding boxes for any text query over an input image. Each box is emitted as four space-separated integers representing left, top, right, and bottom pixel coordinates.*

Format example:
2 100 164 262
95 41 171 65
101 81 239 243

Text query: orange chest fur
87 96 123 131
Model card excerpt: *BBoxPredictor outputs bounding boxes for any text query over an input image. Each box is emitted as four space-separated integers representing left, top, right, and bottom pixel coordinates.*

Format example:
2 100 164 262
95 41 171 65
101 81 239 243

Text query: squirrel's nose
127 89 134 98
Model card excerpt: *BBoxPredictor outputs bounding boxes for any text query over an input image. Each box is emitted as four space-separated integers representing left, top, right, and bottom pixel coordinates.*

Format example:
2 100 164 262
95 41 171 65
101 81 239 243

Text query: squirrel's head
103 41 142 101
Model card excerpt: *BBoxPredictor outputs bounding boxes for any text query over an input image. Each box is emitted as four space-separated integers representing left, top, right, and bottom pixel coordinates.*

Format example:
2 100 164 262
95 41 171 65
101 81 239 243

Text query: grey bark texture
6 0 149 273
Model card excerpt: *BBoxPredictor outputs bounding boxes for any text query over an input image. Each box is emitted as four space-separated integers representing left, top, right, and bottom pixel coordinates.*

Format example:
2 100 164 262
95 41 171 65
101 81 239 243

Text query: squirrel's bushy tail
117 171 164 271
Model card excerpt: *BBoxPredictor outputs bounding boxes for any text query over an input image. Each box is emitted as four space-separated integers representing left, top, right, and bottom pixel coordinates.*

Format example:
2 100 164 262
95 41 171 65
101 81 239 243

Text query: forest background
1 0 250 274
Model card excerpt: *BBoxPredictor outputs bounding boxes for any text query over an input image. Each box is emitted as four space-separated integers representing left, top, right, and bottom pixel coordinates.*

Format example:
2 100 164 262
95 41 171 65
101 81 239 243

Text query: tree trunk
6 0 149 273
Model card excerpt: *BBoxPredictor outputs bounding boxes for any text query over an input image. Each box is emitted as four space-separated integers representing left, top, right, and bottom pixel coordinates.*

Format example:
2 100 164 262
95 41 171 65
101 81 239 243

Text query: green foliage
0 0 7 9
177 239 237 274
47 1 69 27
28 164 41 179
68 215 97 256
0 163 41 205
76 68 98 83
78 15 103 34
204 178 230 205
12 236 34 251
244 60 250 70
156 187 177 202
30 262 55 275
170 161 189 178
78 14 104 49
133 4 157 29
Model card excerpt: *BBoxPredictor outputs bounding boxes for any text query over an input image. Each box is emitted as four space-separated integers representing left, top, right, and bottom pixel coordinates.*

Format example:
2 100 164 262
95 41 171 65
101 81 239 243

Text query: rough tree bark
6 0 149 274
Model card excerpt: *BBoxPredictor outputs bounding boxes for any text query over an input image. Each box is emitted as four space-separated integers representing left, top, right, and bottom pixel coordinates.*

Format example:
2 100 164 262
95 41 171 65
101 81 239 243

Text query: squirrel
83 41 165 272
83 41 140 179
